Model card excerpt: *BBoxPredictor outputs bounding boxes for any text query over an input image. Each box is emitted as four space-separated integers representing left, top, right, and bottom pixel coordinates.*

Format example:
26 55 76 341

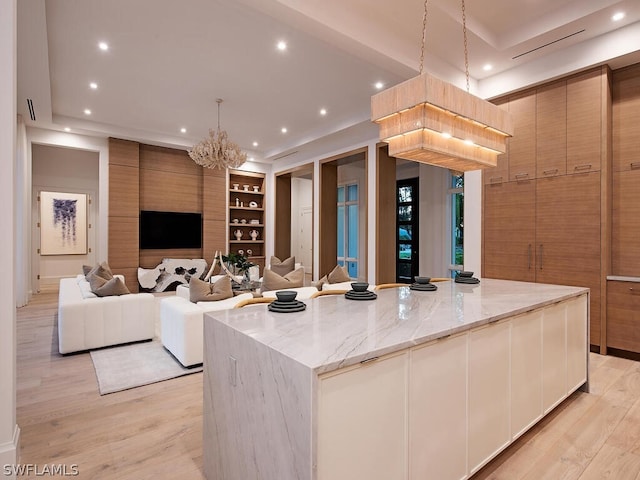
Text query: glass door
396 178 419 283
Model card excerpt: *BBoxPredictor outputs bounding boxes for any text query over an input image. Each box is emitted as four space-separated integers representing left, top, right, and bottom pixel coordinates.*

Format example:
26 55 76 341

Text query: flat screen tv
139 210 202 249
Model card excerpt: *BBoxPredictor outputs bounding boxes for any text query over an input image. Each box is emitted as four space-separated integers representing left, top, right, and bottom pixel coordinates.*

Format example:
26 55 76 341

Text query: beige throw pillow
189 276 233 303
261 267 304 292
84 261 114 282
313 275 329 290
89 275 130 297
270 256 296 276
327 264 350 284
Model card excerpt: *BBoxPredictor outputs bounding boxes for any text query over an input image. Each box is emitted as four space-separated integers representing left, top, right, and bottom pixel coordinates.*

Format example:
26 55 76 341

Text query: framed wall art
40 191 88 255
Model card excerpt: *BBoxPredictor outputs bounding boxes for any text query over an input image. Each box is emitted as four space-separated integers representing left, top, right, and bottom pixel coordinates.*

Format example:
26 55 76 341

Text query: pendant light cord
216 98 223 131
419 0 428 74
461 0 470 92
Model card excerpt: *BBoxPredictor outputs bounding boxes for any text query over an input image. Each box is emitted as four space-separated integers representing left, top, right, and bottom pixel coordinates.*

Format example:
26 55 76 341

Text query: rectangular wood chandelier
371 72 513 172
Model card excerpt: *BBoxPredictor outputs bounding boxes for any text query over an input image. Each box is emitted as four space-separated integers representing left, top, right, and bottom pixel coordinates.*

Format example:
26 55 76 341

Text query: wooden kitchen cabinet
606 281 640 353
536 80 567 178
483 180 536 282
612 169 640 276
508 92 537 181
567 69 603 174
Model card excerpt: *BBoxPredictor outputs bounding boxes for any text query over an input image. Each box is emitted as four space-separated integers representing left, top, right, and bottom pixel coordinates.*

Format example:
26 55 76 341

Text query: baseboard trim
0 425 21 478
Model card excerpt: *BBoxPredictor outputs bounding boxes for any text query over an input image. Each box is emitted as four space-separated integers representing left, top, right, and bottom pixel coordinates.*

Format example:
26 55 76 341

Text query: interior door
396 178 419 283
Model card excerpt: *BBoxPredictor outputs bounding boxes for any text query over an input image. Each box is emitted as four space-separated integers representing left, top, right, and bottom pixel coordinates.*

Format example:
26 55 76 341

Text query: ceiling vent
272 151 299 161
26 98 36 121
512 29 585 59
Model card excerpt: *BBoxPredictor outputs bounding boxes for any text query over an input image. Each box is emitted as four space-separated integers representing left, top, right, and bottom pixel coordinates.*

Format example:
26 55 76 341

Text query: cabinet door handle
490 176 503 184
528 244 532 270
515 173 529 180
543 168 558 176
631 162 640 170
539 244 543 270
574 164 592 171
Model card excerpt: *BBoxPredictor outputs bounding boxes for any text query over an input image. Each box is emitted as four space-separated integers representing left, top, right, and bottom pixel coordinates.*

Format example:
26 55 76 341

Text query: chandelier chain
419 0 429 74
462 0 470 92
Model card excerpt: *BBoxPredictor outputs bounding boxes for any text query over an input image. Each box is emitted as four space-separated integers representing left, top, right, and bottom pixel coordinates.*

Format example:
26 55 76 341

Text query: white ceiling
17 0 640 164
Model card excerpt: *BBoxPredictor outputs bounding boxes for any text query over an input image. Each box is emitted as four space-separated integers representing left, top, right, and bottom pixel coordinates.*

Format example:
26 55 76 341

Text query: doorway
396 178 419 283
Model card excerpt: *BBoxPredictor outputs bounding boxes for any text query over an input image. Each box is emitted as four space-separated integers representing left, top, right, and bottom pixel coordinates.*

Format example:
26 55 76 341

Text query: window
337 183 358 277
449 174 464 274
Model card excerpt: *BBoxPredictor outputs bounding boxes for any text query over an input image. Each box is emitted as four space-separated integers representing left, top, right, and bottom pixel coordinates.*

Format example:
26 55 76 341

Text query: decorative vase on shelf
234 229 243 240
249 229 259 241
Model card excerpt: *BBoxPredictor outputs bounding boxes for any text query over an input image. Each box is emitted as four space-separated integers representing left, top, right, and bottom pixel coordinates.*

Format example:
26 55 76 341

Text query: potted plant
221 252 256 285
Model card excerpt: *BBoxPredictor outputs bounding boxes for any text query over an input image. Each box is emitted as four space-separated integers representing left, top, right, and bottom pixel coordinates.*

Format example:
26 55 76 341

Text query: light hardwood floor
16 293 640 479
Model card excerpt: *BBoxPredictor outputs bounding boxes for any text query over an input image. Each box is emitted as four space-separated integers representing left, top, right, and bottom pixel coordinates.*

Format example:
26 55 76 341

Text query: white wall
32 144 99 291
463 170 482 276
290 177 313 272
1 0 19 475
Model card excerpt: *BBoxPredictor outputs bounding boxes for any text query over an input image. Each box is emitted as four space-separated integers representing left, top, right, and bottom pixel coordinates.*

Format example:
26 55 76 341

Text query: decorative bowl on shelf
243 185 250 191
253 185 260 192
249 201 258 208
232 183 239 190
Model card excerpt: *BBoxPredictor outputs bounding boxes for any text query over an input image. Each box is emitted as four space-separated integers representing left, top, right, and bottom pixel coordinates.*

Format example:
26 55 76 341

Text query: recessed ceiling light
83 109 91 115
375 81 384 90
180 127 187 133
612 12 625 21
252 141 259 147
482 64 493 72
89 82 98 90
281 127 288 134
64 127 71 132
98 42 109 51
320 108 327 116
277 40 287 51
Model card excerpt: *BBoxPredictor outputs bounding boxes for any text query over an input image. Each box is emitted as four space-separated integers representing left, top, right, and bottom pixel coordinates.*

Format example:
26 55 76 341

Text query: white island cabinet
203 279 588 480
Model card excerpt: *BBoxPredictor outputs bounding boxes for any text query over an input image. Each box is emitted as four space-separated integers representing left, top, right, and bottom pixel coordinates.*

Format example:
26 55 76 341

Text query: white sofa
160 292 253 367
58 275 156 354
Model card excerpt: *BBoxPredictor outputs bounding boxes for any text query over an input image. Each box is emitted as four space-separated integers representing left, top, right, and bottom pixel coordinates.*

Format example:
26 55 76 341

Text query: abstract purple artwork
40 191 88 255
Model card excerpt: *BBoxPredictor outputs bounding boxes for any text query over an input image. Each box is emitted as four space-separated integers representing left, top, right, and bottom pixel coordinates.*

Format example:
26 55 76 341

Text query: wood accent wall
108 138 140 292
319 162 338 278
274 174 292 260
108 138 226 290
376 144 397 284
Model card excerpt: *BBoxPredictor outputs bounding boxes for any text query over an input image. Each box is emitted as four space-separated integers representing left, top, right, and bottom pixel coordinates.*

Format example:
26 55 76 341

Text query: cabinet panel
612 169 640 276
484 98 510 185
468 321 511 474
511 310 543 439
566 295 588 392
542 302 567 413
410 334 467 480
508 92 536 181
317 351 408 480
483 180 536 282
607 281 640 353
536 81 566 178
567 69 603 174
536 173 601 346
612 64 640 172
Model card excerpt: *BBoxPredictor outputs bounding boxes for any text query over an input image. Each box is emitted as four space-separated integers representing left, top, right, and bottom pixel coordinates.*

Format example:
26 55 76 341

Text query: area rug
90 340 202 395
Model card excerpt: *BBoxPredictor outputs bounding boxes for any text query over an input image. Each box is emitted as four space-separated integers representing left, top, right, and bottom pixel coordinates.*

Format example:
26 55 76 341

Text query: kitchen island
203 278 589 480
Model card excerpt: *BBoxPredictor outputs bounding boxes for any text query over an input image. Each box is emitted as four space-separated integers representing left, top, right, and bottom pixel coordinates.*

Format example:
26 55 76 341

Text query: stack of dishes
268 291 306 313
410 276 437 291
455 271 480 284
345 282 377 301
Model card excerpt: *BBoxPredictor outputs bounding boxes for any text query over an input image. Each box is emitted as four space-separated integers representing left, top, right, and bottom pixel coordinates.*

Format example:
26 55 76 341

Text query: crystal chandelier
189 99 247 170
371 0 513 172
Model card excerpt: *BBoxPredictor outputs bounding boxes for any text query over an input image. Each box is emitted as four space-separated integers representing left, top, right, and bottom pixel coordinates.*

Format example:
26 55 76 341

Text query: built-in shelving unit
228 169 266 273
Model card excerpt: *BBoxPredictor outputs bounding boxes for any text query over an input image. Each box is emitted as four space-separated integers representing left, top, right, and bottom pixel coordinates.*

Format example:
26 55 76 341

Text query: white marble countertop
206 278 588 374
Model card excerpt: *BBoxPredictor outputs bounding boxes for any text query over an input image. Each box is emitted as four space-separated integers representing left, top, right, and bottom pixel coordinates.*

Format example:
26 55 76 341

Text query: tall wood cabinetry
607 63 640 354
483 66 610 350
228 170 266 273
